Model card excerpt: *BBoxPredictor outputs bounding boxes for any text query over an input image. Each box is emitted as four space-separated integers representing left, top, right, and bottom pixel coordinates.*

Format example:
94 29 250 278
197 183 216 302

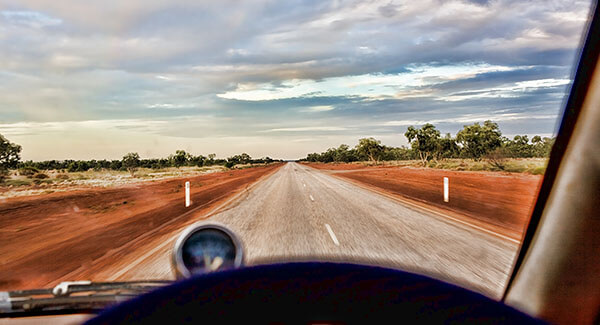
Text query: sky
0 0 593 160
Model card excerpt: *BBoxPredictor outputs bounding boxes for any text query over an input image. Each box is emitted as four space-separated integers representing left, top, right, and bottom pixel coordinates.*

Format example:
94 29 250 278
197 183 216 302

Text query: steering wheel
87 262 539 323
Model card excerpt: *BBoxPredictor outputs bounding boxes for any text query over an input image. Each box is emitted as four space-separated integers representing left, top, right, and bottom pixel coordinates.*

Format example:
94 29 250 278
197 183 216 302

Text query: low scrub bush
0 168 8 184
530 166 546 175
5 179 32 186
33 179 50 185
468 163 487 171
19 166 40 177
504 164 527 173
56 174 69 180
486 148 508 171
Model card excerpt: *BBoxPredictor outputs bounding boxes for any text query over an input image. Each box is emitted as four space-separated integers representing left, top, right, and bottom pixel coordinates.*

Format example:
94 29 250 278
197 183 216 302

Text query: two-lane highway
116 162 519 298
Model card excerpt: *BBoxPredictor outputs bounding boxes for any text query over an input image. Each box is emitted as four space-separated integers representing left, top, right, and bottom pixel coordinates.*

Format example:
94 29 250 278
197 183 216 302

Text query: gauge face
177 226 242 277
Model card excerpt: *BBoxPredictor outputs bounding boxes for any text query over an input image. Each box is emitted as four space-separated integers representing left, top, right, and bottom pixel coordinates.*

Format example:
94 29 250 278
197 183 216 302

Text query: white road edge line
325 224 340 246
309 194 315 201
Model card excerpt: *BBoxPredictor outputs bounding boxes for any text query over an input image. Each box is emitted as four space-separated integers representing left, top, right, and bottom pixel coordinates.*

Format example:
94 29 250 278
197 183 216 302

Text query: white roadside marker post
443 177 449 203
185 181 191 207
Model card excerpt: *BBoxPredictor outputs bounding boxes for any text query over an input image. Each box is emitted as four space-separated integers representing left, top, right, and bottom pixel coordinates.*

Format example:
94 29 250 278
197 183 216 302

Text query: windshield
0 0 593 305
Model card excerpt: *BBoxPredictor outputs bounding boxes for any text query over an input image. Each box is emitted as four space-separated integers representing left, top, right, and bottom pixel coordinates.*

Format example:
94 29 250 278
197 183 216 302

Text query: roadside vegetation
15 151 276 174
0 132 280 189
3 165 225 185
0 134 22 184
302 120 554 174
312 158 548 175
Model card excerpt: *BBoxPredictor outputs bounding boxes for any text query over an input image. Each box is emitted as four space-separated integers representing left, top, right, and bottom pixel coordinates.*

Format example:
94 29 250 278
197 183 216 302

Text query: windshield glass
0 0 593 302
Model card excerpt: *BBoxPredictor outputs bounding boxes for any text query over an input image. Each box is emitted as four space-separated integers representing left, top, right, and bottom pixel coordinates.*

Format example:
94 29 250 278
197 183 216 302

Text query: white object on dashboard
52 281 92 296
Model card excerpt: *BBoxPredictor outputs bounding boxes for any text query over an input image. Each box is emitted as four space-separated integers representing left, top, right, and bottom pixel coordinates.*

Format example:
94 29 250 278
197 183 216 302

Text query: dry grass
334 158 548 175
0 166 225 199
0 163 278 199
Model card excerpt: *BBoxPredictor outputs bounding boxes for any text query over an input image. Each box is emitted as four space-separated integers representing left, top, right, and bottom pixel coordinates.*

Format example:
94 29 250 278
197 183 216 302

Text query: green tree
306 153 320 162
355 138 384 163
0 133 22 168
206 153 216 166
238 153 252 164
171 150 191 168
504 135 534 158
334 144 356 162
226 155 240 166
122 152 140 176
1 134 21 183
532 136 555 157
436 133 459 159
189 155 206 167
67 161 90 172
456 120 502 160
226 153 252 166
384 146 414 161
321 148 336 163
109 160 122 170
405 124 441 165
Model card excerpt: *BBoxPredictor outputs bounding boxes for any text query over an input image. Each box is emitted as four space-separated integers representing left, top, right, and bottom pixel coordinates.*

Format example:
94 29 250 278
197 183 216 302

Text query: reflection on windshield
0 0 592 305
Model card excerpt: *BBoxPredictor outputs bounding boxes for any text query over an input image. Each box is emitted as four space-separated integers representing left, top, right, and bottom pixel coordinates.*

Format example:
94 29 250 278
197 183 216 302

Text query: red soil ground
0 164 282 290
306 163 542 240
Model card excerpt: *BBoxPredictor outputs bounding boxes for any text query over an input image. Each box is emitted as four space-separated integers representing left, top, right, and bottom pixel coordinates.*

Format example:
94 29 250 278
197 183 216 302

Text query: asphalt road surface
116 162 519 298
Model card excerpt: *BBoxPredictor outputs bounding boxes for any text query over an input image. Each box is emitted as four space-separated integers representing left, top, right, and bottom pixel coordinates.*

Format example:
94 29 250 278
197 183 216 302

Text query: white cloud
50 54 89 69
383 113 559 126
441 78 571 101
1 10 62 28
302 105 334 112
155 75 174 81
0 119 169 136
145 103 192 109
217 63 527 101
261 126 348 132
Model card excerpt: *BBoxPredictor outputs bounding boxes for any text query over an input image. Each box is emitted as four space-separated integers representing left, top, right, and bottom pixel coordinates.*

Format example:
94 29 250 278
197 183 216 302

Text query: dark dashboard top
88 262 540 324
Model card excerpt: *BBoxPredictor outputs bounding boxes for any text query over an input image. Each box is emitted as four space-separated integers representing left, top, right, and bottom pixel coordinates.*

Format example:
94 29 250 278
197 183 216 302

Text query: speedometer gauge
172 222 244 279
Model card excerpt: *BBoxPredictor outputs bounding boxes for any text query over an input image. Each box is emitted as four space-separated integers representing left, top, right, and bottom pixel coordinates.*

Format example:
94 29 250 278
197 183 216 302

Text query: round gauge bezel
172 222 244 279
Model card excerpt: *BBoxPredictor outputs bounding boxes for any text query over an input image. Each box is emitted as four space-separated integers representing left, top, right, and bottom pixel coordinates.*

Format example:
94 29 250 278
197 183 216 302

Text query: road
113 162 519 298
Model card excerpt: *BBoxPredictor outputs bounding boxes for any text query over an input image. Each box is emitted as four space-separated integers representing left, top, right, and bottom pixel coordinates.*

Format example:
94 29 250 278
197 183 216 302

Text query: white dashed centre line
325 224 340 246
309 194 315 201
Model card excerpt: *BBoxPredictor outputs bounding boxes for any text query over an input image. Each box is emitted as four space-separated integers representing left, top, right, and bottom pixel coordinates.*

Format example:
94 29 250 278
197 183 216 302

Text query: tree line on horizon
18 151 276 173
301 121 555 166
0 133 277 181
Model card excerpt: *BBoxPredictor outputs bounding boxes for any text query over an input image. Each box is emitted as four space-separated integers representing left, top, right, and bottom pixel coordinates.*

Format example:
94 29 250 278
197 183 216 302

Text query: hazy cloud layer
0 0 592 159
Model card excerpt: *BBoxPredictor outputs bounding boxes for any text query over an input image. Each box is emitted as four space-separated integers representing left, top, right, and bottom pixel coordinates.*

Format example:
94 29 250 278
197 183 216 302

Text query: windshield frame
501 0 599 301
